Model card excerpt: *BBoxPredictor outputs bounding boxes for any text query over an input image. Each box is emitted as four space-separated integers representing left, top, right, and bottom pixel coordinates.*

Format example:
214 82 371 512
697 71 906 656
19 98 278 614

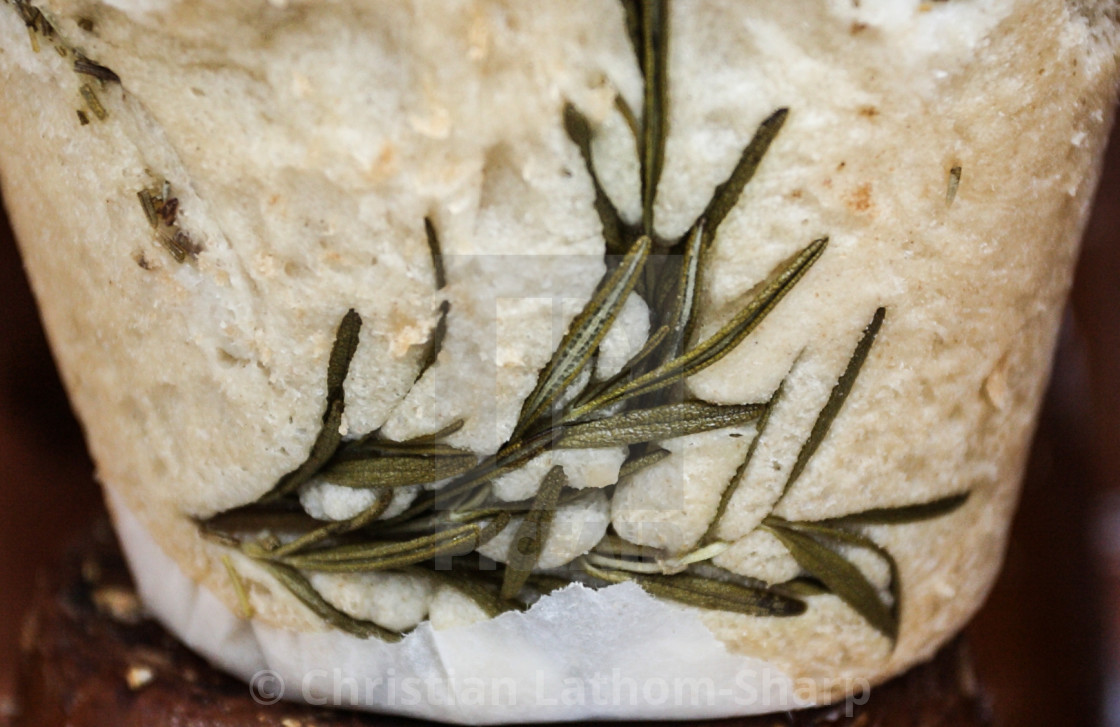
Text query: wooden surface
1 122 1118 727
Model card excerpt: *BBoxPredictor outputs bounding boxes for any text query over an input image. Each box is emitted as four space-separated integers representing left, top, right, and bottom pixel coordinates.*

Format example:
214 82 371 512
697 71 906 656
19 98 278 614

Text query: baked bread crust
1 0 1117 717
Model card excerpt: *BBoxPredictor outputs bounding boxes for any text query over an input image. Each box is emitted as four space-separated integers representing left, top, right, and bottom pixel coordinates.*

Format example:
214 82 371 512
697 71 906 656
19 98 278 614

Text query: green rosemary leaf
265 310 362 501
700 377 786 545
416 218 450 375
382 447 541 528
452 503 530 524
564 102 630 255
557 401 762 449
637 0 669 233
617 446 671 480
476 510 514 547
326 309 363 398
514 235 651 436
594 533 662 559
282 525 482 573
817 492 970 528
198 502 321 546
284 523 479 564
659 221 704 361
344 420 467 457
670 110 787 348
763 519 897 640
572 237 827 415
614 93 641 144
256 560 401 641
696 108 788 247
424 217 447 289
584 561 806 617
415 566 516 619
778 306 886 502
649 573 808 617
585 552 664 575
501 466 567 600
768 517 901 643
341 439 469 460
266 488 394 558
320 452 477 489
405 419 465 443
221 555 255 619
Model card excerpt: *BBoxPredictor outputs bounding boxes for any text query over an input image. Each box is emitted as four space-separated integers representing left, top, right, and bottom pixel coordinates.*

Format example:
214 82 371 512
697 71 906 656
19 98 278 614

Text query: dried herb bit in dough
137 181 201 262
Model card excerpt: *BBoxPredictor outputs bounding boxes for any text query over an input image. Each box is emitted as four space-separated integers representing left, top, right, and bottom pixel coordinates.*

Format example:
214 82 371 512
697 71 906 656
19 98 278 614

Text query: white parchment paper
108 490 810 724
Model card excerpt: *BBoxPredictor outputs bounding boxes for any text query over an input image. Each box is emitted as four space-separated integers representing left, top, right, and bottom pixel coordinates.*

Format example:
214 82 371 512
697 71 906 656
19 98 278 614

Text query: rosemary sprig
566 237 827 418
195 0 973 644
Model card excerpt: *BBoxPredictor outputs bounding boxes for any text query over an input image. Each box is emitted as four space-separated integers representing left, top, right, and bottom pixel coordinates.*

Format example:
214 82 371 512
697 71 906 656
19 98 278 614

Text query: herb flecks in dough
200 0 971 642
74 53 120 83
78 83 107 120
137 180 201 263
947 165 963 205
11 1 122 119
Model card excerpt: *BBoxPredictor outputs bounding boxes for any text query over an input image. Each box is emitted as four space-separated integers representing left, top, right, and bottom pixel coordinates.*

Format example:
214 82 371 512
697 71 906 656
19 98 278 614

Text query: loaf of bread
1 0 1117 722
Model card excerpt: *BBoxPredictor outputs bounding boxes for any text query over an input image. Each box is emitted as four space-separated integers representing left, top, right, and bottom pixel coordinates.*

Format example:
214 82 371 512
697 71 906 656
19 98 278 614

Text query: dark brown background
1 123 1118 726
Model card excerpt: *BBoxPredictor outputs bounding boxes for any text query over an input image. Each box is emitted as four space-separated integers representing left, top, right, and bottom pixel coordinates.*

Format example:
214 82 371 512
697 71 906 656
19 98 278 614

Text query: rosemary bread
1 0 1117 722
